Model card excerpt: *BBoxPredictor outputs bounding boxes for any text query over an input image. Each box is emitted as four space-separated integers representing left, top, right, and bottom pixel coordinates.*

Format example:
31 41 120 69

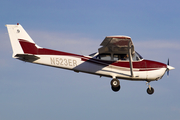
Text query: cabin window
113 54 120 61
96 53 111 60
113 54 129 61
95 51 143 61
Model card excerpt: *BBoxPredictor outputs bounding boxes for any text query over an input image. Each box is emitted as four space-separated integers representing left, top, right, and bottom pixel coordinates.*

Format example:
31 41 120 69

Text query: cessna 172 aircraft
6 23 175 95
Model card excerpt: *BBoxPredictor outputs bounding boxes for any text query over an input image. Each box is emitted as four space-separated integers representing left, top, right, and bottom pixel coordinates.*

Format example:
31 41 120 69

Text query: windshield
132 52 143 61
89 52 97 57
135 51 143 59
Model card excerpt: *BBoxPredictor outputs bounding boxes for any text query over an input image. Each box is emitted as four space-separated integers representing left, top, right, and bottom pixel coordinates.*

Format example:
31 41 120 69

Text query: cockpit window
113 54 129 61
93 51 143 61
96 53 111 60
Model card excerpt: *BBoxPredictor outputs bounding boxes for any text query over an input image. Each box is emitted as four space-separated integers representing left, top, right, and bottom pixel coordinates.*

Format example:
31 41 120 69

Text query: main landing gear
111 79 120 92
146 82 154 95
110 79 155 95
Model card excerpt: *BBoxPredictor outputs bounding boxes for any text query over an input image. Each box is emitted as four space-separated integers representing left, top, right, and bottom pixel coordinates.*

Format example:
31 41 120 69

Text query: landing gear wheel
147 87 154 95
111 85 120 92
110 79 120 92
110 79 120 88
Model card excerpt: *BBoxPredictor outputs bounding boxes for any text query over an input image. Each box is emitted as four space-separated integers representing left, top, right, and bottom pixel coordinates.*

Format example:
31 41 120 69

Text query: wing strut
128 41 134 77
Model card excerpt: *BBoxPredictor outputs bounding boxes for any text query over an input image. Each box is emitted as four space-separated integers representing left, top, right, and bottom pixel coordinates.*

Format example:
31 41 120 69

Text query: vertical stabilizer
6 24 37 58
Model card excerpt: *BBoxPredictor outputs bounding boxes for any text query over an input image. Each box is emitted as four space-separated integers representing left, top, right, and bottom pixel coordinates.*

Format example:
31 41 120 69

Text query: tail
6 23 40 61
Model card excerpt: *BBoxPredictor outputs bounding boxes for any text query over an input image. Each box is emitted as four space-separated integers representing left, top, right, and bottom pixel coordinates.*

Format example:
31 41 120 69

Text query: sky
0 0 180 120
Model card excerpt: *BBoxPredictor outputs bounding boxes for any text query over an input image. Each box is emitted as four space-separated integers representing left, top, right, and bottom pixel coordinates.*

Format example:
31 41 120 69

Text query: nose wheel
146 82 154 95
111 79 120 92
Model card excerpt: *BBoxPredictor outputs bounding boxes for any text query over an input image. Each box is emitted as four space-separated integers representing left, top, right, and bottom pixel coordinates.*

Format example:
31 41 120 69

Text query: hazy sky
0 0 180 120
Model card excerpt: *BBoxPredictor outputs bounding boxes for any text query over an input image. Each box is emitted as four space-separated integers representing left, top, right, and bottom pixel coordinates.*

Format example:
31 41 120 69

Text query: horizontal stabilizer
15 54 40 62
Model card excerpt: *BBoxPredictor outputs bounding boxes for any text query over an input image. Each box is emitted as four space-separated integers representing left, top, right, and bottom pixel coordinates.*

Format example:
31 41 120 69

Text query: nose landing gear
146 82 154 95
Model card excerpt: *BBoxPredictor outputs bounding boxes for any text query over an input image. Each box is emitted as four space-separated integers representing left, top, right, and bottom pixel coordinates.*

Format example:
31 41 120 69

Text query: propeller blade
167 58 169 65
167 58 169 76
167 70 169 76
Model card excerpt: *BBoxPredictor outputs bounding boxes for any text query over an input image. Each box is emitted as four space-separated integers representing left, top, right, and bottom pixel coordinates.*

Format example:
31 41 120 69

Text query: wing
98 36 135 54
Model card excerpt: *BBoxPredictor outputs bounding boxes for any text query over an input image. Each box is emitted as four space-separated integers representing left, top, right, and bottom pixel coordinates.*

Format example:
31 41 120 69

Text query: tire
111 85 120 92
147 87 154 95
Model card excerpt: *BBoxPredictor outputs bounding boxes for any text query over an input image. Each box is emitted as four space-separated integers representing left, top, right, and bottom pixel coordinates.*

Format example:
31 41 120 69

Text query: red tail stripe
19 39 38 54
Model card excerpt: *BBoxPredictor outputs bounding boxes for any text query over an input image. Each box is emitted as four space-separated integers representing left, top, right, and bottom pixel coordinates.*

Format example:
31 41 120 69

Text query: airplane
6 23 175 95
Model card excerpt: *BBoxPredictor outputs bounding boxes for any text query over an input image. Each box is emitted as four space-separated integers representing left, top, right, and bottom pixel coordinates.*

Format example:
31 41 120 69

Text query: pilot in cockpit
120 54 129 61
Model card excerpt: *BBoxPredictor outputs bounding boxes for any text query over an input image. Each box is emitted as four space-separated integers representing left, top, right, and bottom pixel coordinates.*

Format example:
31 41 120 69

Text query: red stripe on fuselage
112 60 166 70
145 60 167 69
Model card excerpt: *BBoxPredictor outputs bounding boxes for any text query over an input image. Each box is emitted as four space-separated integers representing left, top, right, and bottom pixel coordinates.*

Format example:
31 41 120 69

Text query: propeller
167 58 169 76
166 58 175 76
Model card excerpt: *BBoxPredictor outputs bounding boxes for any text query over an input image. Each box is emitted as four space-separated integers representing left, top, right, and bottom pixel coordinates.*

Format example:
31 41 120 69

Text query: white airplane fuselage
18 38 167 82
